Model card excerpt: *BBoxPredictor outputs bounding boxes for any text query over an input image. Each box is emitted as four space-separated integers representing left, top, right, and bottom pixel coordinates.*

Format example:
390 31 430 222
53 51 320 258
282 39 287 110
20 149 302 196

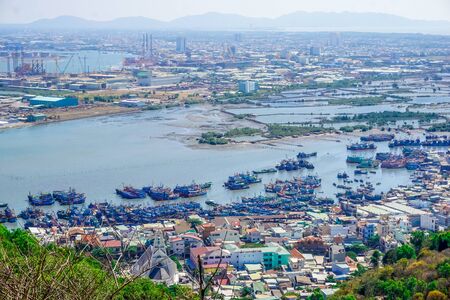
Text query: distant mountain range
1 12 449 33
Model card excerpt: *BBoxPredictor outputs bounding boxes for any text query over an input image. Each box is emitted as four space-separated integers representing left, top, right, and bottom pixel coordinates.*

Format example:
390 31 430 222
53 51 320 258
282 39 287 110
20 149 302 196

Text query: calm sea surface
0 106 413 211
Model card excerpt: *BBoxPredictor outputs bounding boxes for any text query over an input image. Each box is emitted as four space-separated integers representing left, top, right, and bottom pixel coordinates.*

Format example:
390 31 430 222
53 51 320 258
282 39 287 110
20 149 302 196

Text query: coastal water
0 50 126 74
0 106 413 213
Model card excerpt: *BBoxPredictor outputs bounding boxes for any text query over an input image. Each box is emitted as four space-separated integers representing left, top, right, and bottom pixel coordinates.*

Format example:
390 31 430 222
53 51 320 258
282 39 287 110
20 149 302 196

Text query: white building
420 214 438 231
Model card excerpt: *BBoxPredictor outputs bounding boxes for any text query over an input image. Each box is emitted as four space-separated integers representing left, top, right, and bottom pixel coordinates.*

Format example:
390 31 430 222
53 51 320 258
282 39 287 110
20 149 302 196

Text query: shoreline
0 105 143 131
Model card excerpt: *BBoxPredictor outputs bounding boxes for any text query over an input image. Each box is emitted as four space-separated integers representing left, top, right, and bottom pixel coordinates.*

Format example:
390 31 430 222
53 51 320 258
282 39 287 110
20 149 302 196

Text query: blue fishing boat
53 188 86 205
347 143 376 151
116 186 146 199
297 152 317 158
174 183 207 198
28 193 55 206
144 186 179 201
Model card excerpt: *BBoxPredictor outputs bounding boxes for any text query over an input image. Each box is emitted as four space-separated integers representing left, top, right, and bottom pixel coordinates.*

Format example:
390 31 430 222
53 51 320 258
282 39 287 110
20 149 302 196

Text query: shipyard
1 1 450 300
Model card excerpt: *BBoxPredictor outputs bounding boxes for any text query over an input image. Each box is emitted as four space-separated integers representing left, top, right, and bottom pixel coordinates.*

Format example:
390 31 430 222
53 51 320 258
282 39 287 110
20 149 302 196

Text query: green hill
331 231 450 300
0 225 197 300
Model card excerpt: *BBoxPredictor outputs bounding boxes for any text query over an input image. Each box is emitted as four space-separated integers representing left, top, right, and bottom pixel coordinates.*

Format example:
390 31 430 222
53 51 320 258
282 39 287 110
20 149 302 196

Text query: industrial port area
1 6 450 300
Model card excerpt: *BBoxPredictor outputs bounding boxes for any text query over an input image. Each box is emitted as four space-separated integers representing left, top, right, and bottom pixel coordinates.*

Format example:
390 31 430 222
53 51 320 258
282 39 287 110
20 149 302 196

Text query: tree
346 251 357 261
436 259 450 278
307 289 325 300
383 249 398 265
396 244 416 260
371 250 381 267
430 231 450 251
367 234 380 248
426 290 448 300
411 231 426 252
413 293 425 300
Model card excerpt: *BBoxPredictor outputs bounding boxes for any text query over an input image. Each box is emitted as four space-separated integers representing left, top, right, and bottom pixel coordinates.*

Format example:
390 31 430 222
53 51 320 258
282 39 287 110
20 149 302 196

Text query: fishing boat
174 183 207 198
297 152 317 159
200 182 213 189
346 156 364 164
252 168 277 174
388 139 421 148
337 172 349 179
0 203 7 208
354 170 368 175
224 173 260 190
144 186 179 201
53 188 86 205
361 134 394 142
115 186 146 199
298 160 315 169
28 193 55 206
347 143 376 151
205 200 219 207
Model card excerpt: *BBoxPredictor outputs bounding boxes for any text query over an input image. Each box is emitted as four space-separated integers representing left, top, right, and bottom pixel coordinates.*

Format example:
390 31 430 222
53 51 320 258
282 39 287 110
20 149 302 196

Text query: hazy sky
1 0 450 23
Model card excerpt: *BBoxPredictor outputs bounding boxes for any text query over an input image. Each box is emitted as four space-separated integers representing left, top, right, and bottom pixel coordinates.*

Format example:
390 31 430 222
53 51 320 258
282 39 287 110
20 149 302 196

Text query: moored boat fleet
7 133 449 227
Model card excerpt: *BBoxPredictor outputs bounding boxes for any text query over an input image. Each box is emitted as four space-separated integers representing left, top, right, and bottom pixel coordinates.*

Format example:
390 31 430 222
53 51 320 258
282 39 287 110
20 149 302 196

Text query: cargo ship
347 143 376 151
28 193 55 206
115 186 146 199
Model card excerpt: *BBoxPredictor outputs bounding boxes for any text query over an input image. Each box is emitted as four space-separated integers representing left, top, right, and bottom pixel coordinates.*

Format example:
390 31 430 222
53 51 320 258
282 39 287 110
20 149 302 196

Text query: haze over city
1 0 450 23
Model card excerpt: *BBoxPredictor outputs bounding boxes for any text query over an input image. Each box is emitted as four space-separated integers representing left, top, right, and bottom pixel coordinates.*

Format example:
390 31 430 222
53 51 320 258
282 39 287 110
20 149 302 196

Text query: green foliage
346 251 357 261
198 131 229 145
328 96 386 106
371 250 381 267
224 127 262 137
330 230 450 300
430 231 450 252
426 123 450 132
267 124 332 138
366 234 380 248
0 225 197 300
307 288 325 300
436 259 450 278
339 124 372 133
411 231 426 253
170 256 183 272
331 111 440 126
397 244 417 260
345 243 368 255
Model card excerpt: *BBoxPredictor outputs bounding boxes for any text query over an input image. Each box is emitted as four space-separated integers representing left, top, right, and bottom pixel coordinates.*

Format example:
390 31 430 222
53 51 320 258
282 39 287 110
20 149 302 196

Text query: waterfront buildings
29 96 78 108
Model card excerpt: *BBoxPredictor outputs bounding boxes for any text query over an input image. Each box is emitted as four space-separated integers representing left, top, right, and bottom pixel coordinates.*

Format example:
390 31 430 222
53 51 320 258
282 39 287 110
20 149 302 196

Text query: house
198 222 216 239
223 242 290 270
131 232 178 285
332 262 350 275
169 233 203 257
297 236 328 254
329 244 346 263
190 246 231 271
245 227 261 243
209 228 240 244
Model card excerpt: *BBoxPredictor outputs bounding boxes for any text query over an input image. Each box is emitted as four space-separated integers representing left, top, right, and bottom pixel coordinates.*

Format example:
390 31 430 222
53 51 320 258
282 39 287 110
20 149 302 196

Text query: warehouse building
29 96 78 108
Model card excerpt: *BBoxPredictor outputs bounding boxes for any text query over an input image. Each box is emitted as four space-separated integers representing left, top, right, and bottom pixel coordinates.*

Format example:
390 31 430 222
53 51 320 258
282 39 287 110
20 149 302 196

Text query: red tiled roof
101 240 121 248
